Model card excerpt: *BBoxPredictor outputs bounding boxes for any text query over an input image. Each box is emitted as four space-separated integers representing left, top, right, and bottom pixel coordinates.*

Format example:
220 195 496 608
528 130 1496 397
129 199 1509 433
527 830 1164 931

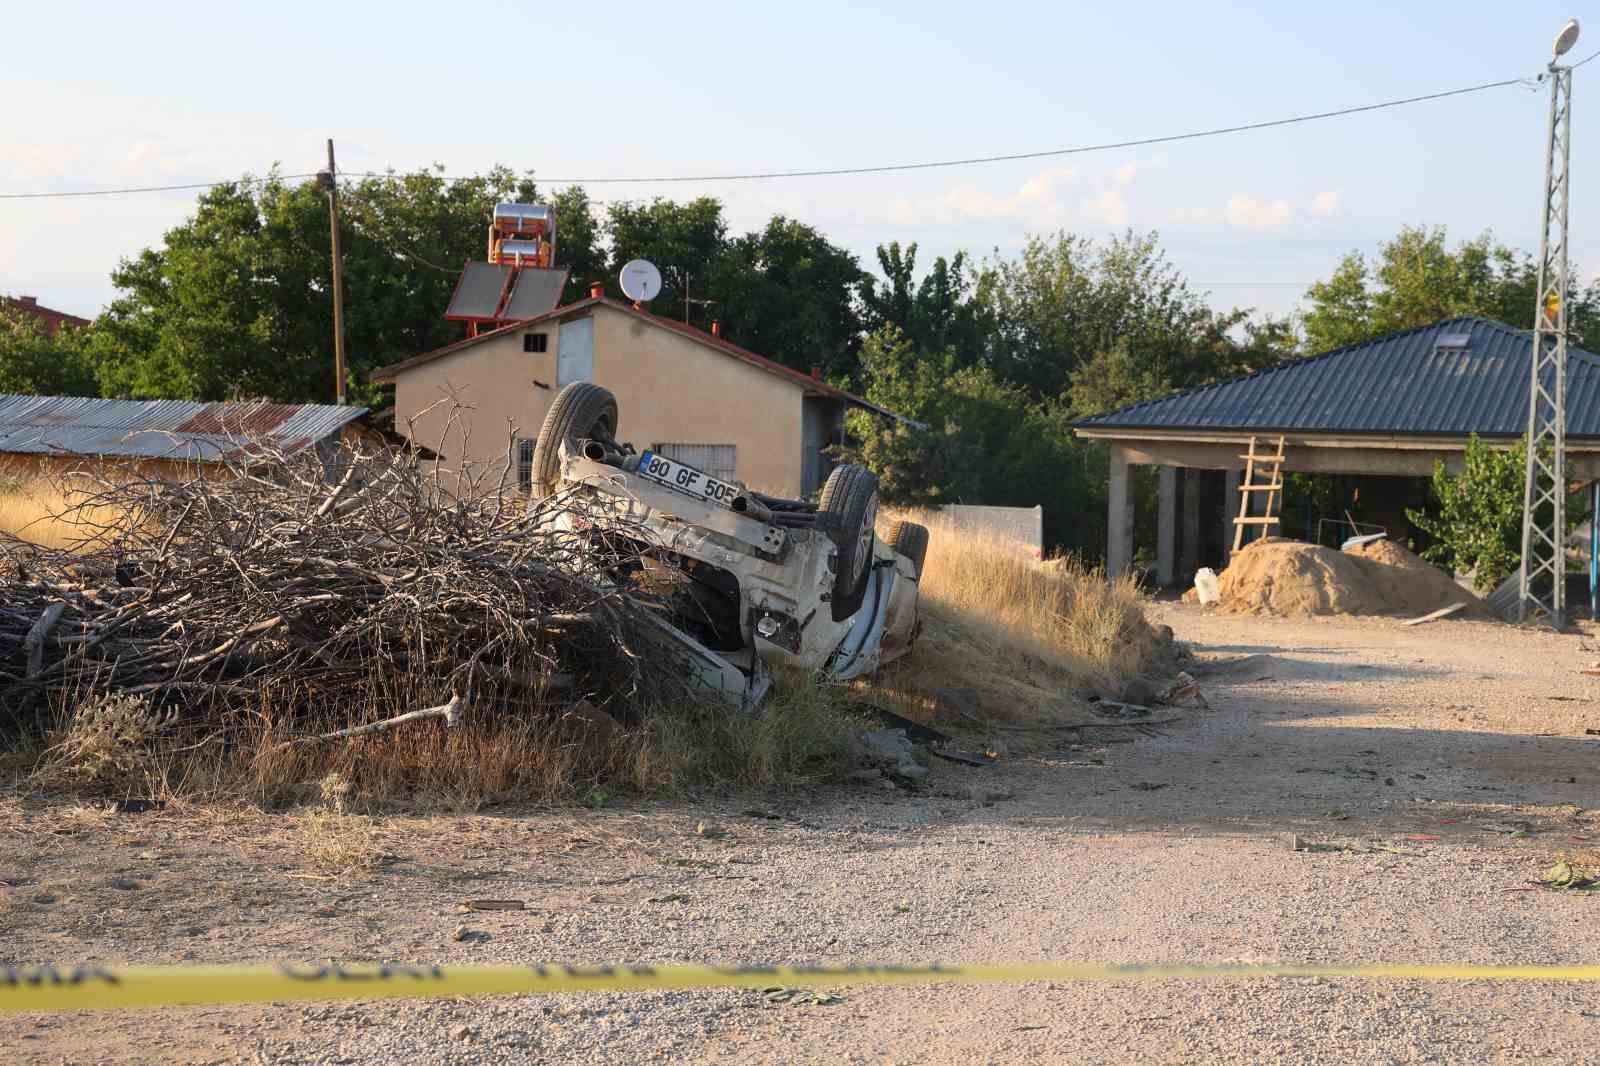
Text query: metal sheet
501 267 569 319
0 395 367 461
444 261 513 321
1077 316 1600 439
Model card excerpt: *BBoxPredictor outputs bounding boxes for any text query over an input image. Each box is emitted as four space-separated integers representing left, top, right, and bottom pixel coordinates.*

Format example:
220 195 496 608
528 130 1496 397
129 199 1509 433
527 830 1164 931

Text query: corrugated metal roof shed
1077 316 1600 439
0 395 369 462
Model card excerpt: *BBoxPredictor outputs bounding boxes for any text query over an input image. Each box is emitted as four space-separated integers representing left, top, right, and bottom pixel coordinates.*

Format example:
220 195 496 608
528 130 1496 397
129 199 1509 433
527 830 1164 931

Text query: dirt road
5 606 1600 1064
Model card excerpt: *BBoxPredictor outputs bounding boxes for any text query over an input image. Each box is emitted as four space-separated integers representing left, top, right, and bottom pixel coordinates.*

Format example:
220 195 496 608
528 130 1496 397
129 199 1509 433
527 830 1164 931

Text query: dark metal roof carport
1072 317 1600 582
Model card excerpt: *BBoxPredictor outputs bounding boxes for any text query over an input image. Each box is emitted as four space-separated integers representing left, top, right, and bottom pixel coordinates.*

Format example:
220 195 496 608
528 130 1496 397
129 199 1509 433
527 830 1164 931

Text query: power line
0 173 323 200
541 76 1530 184
0 73 1533 201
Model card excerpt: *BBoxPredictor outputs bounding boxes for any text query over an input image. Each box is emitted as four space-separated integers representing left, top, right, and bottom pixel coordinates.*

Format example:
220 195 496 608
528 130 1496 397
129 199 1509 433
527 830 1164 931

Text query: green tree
1302 226 1600 352
837 326 1106 555
975 230 1251 402
603 197 727 318
0 310 101 396
706 216 866 377
548 186 604 303
1406 434 1527 591
862 242 987 361
99 166 546 403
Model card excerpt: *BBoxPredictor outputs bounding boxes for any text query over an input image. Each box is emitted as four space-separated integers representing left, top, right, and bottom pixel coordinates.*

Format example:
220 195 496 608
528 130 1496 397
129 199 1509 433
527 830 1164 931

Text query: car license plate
636 451 740 509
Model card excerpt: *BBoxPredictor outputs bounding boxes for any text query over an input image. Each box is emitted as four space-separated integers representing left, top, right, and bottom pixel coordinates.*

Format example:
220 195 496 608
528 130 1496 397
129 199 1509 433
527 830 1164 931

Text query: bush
1406 435 1525 592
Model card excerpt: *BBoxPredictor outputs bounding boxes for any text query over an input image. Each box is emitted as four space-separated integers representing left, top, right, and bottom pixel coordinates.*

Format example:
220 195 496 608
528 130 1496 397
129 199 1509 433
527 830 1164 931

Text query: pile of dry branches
0 439 701 744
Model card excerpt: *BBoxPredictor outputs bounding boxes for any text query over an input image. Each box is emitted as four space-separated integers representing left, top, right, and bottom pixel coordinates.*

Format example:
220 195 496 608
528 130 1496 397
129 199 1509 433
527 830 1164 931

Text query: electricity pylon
1519 38 1577 626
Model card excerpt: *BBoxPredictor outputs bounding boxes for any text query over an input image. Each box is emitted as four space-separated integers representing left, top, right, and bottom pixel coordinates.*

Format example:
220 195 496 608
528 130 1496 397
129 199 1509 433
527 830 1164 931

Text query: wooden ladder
1232 434 1287 553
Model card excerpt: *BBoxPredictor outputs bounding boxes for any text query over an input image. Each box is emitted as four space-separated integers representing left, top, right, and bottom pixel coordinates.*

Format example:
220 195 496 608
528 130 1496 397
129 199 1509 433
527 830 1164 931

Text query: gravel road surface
4 606 1599 1064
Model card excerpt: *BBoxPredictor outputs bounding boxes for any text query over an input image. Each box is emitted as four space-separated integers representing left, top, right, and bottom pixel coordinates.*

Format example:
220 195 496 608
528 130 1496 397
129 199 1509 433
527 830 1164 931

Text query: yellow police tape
5 961 1600 1013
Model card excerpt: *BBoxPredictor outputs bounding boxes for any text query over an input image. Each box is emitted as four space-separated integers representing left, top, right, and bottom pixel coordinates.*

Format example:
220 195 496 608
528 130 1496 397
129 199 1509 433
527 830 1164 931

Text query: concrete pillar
1106 444 1134 578
1223 467 1242 562
1180 468 1201 579
1156 466 1178 586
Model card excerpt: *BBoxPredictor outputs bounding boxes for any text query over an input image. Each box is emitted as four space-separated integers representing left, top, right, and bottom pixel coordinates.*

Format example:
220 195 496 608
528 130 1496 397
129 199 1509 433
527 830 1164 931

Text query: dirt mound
1342 538 1486 616
1207 537 1487 618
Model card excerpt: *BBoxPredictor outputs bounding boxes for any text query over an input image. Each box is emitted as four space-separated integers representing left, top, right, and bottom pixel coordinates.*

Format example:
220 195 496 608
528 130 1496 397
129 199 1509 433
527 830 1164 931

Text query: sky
3 0 1598 327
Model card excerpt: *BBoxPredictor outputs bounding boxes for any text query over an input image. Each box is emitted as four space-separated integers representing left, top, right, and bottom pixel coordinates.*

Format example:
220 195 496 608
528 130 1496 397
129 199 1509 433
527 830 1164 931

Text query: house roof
0 395 370 462
1076 316 1600 439
2 295 89 335
370 296 919 426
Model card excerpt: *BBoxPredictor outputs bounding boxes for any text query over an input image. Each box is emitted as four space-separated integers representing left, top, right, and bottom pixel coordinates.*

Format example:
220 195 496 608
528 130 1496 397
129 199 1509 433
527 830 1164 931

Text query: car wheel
819 464 879 621
531 382 619 497
886 519 930 578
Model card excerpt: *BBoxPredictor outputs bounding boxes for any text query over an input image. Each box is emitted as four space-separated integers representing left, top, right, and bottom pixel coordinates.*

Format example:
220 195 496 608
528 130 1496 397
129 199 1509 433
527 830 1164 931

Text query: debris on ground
852 728 930 783
0 442 713 749
1535 860 1599 891
1158 670 1208 707
1184 537 1490 618
930 749 996 767
1402 602 1468 626
457 900 526 912
762 987 844 1006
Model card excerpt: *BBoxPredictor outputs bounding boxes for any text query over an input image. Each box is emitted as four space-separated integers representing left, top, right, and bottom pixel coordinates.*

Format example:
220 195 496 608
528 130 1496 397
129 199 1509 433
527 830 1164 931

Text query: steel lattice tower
1519 60 1575 625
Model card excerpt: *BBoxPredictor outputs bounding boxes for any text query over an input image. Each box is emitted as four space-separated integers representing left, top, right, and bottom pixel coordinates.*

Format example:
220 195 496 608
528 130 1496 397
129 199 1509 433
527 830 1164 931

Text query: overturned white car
531 382 929 709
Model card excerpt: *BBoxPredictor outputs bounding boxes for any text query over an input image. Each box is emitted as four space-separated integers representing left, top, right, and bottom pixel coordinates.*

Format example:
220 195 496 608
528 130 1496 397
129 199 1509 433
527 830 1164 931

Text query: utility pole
1519 20 1581 626
318 139 348 405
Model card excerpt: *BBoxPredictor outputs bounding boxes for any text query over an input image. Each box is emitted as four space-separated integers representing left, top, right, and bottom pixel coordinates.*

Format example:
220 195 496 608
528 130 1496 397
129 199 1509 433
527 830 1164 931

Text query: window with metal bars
515 438 535 492
652 443 737 483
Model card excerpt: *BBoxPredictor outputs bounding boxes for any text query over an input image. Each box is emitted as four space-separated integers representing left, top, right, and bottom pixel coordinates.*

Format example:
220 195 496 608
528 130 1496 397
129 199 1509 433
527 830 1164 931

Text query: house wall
390 306 811 495
0 453 213 484
595 311 805 494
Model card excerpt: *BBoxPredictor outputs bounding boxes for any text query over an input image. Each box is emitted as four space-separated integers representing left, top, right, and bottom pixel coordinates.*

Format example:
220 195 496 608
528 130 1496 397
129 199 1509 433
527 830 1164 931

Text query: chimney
18 296 37 308
710 320 720 337
810 365 823 381
589 281 604 300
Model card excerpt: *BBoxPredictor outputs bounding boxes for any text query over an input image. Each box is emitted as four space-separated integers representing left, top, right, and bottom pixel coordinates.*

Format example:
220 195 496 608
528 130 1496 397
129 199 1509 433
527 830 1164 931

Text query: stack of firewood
0 440 696 740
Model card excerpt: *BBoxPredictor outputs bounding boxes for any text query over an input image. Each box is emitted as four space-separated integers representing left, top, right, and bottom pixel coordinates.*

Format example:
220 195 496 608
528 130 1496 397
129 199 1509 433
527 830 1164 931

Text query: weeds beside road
4 468 1155 812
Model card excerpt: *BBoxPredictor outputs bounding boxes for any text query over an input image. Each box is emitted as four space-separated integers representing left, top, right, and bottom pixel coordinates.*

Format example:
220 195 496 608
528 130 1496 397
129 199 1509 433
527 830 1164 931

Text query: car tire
819 464 879 621
531 382 619 497
886 519 930 578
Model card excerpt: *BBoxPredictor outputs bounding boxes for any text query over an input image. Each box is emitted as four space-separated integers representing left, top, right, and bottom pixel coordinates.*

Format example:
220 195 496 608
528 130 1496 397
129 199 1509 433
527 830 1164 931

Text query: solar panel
445 261 514 321
1436 332 1472 350
502 267 570 319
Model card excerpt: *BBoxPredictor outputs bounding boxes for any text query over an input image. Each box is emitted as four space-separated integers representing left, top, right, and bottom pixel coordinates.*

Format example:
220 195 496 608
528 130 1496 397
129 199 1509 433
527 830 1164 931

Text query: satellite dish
619 259 663 303
1554 18 1581 59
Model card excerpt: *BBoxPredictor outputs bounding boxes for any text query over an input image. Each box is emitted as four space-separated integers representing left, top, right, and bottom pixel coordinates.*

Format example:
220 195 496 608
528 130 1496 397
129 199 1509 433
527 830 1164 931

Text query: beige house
372 286 909 496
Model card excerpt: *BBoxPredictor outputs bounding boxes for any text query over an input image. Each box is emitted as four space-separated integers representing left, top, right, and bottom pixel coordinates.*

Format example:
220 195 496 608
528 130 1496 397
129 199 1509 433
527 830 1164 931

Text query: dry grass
868 509 1156 729
0 476 126 553
298 808 385 875
18 667 866 813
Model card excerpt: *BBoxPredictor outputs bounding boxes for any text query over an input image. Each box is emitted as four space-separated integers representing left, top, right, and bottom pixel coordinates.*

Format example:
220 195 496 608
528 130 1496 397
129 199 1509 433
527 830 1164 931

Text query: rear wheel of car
531 382 619 497
886 519 930 578
819 464 879 621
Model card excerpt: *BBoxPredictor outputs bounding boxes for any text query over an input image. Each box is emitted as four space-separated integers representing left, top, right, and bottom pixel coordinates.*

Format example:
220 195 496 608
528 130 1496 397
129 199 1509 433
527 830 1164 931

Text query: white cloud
880 163 1147 230
1086 188 1128 226
1310 189 1342 216
1225 195 1294 231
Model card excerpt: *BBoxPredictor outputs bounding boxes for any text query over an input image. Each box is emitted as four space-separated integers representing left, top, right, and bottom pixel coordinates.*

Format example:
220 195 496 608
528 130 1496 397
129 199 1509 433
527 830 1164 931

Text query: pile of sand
1201 537 1487 618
